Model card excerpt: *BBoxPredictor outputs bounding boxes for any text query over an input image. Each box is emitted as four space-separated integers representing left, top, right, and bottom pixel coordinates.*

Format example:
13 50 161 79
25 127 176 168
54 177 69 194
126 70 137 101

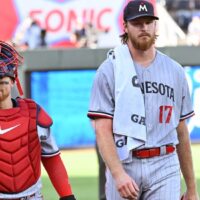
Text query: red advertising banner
0 0 159 48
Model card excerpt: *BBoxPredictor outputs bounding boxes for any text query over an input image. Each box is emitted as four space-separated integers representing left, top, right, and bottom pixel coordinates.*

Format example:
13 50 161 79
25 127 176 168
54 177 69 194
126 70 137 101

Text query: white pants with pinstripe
26 191 43 200
106 152 181 200
1 191 43 200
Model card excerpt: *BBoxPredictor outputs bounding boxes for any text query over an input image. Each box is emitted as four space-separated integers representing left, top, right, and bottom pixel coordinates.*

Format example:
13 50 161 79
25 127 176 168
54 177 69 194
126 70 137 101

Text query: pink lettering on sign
30 8 112 33
46 10 65 32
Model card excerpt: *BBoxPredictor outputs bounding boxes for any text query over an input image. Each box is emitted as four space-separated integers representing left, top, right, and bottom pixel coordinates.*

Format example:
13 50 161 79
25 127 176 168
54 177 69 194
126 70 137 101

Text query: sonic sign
0 0 156 47
1 0 132 47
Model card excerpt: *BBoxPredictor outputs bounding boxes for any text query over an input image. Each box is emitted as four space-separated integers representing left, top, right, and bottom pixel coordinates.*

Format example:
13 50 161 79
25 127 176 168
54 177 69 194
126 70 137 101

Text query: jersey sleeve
180 71 194 120
38 126 60 157
36 104 60 157
87 59 115 119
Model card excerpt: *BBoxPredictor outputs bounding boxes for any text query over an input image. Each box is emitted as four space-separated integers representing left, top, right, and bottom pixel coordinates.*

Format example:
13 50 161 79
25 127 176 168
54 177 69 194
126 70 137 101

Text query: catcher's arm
42 154 76 200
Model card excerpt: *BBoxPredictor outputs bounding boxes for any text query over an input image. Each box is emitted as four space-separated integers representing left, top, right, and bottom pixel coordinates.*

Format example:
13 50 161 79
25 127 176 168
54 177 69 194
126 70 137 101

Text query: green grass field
41 145 200 200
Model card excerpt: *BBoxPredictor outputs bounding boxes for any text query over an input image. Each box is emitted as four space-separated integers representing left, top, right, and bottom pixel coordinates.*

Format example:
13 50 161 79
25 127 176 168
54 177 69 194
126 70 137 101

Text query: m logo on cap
139 4 148 12
123 0 159 21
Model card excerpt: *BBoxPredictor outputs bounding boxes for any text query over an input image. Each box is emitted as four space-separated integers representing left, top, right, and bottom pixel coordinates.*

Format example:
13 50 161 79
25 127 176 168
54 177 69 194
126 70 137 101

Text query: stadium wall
17 46 200 148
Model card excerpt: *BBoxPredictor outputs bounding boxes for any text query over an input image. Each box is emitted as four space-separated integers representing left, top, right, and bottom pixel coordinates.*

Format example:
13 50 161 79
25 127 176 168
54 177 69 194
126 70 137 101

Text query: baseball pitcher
87 0 199 200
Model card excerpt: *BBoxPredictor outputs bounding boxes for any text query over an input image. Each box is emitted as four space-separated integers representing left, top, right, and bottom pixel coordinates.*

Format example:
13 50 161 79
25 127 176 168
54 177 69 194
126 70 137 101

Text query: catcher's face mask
0 41 24 95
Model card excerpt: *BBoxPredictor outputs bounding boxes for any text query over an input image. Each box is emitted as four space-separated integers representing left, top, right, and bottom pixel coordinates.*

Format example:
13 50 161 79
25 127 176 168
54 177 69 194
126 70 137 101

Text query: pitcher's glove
60 195 76 200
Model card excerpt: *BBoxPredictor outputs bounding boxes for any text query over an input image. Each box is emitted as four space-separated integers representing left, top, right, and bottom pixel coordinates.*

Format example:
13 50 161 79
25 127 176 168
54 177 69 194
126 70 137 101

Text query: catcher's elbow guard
60 195 76 200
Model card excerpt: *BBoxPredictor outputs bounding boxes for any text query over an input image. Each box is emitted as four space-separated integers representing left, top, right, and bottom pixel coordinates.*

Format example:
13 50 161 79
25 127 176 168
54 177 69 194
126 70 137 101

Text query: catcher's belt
0 192 36 199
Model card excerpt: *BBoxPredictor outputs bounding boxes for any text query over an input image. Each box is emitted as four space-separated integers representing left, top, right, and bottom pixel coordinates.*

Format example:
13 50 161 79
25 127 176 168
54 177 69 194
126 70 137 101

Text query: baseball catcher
0 41 76 200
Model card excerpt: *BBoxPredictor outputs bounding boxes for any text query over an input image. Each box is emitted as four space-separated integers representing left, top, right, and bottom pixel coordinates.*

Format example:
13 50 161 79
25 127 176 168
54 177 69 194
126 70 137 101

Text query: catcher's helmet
0 41 24 95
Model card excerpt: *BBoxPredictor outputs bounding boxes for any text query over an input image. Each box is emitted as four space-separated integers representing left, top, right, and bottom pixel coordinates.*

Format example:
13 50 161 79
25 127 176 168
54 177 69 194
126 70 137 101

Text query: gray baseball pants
105 152 181 200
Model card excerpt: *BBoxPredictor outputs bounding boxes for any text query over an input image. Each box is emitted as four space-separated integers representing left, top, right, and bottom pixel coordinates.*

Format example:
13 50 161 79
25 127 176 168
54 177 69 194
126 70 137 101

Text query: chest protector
0 98 43 193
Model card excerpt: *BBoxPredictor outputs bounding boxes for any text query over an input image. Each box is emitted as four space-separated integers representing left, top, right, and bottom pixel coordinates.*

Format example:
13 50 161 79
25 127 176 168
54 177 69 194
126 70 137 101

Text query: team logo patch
139 3 148 12
0 124 21 135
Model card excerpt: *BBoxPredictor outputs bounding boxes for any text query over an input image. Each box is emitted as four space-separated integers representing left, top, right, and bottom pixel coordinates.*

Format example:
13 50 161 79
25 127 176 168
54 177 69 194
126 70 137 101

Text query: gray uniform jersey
0 126 59 199
88 50 194 148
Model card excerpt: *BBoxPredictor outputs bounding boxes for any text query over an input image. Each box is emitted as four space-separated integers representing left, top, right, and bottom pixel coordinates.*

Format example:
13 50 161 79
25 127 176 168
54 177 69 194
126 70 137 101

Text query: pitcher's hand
115 171 139 200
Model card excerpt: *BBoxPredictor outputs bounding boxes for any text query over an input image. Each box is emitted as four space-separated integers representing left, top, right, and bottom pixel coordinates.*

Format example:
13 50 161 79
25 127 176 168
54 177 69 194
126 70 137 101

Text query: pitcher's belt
132 145 175 159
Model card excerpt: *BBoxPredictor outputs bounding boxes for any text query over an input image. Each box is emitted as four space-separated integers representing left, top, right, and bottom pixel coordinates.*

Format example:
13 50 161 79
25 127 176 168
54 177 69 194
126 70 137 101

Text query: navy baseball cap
123 0 159 21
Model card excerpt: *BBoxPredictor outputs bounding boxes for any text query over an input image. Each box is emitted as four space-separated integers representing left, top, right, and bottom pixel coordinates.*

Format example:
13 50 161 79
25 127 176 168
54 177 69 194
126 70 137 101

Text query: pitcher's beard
131 34 157 51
